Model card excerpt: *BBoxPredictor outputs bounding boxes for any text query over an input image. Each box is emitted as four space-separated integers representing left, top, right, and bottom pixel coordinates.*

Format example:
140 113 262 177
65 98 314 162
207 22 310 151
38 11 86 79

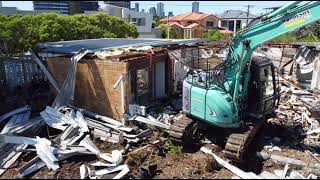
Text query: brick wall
46 51 175 120
47 57 128 121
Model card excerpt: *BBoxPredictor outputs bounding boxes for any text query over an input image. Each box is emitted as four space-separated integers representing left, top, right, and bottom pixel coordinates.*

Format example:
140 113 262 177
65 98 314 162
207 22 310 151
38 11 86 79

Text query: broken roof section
37 38 210 54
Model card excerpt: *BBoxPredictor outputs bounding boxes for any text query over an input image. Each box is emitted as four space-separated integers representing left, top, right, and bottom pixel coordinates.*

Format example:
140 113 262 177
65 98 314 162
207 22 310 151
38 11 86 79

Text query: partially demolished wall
47 57 128 121
46 51 174 122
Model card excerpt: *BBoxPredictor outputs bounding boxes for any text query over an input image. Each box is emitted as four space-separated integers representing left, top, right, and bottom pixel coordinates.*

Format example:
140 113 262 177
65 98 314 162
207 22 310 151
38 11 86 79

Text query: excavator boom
180 1 320 127
170 1 320 162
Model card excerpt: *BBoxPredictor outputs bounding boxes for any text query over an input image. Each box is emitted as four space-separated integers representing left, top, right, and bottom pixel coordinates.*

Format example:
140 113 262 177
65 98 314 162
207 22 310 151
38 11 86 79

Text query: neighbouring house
219 10 258 34
159 12 221 39
39 38 208 121
85 4 159 38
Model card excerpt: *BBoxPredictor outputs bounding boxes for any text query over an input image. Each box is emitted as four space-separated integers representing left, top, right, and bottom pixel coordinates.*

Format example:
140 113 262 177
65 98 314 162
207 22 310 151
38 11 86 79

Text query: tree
154 16 165 27
0 13 139 55
158 24 178 39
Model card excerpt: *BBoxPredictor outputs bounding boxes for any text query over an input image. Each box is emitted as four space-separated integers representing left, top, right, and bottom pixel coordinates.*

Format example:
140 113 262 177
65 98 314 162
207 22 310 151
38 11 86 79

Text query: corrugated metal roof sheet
219 10 257 19
37 38 210 54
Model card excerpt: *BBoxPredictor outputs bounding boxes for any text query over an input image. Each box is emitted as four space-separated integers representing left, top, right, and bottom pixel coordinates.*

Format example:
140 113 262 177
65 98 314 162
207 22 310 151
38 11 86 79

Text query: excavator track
168 114 195 146
223 118 266 162
168 114 266 162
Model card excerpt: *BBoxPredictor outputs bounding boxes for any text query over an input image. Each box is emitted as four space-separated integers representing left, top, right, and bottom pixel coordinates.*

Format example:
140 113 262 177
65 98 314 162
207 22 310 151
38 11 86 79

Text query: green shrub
164 139 183 154
204 29 228 40
158 24 178 39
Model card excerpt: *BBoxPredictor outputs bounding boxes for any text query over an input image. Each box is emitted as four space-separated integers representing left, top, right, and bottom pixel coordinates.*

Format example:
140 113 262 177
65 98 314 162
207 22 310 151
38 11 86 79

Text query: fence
0 55 48 88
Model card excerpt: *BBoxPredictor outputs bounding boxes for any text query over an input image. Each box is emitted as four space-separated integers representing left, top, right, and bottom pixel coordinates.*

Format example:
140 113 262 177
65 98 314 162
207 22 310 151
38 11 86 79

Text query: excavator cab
247 57 279 118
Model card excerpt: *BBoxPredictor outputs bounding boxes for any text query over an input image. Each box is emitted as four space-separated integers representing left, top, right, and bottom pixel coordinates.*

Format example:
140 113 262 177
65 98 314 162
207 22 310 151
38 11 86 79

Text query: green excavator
169 1 320 162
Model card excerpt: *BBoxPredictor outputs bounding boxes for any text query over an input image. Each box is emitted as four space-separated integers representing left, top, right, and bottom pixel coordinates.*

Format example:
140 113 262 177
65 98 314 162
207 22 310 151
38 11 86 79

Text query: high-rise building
168 11 174 17
149 7 156 17
104 1 130 9
156 2 164 17
33 1 98 14
69 1 99 14
192 1 199 13
134 2 139 12
33 1 70 14
79 1 99 13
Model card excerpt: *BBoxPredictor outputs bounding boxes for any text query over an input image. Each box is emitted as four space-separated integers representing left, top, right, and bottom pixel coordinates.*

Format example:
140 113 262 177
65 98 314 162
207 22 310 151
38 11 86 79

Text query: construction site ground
1 93 320 179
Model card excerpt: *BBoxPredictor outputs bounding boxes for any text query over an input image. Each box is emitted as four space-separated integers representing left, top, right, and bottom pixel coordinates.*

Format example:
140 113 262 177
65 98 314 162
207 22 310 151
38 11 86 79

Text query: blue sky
2 1 291 16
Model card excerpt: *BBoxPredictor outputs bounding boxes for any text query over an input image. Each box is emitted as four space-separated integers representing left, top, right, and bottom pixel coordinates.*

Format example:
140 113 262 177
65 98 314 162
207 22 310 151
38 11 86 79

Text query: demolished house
1 36 320 179
37 38 222 123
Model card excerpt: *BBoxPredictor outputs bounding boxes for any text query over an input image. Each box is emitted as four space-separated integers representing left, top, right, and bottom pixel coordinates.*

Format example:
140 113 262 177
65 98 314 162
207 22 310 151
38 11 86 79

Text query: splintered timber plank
281 77 304 90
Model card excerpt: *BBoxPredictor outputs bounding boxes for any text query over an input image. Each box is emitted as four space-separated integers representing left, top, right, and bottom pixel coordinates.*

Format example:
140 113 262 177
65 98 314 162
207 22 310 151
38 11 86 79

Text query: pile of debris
275 76 320 147
0 50 166 179
199 74 320 179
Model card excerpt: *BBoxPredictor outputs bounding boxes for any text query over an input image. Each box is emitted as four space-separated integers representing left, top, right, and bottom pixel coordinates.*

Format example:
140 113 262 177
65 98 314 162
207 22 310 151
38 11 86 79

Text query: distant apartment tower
33 1 98 14
149 7 156 17
192 1 199 13
78 1 99 13
134 2 139 12
168 11 174 17
157 2 164 17
69 1 99 14
104 1 130 9
33 1 70 14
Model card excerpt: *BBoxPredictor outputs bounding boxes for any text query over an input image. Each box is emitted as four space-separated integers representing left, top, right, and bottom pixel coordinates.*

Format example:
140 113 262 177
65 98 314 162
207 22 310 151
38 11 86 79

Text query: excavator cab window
260 66 274 98
248 57 277 118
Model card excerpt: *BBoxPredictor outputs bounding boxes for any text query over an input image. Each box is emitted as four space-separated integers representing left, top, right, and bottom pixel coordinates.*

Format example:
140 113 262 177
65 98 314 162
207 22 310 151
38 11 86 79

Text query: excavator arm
224 1 320 113
181 1 320 128
171 1 320 161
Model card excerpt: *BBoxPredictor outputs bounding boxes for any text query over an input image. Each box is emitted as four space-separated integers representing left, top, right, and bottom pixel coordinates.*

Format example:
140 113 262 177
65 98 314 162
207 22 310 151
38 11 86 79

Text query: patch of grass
164 139 183 155
150 152 162 163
